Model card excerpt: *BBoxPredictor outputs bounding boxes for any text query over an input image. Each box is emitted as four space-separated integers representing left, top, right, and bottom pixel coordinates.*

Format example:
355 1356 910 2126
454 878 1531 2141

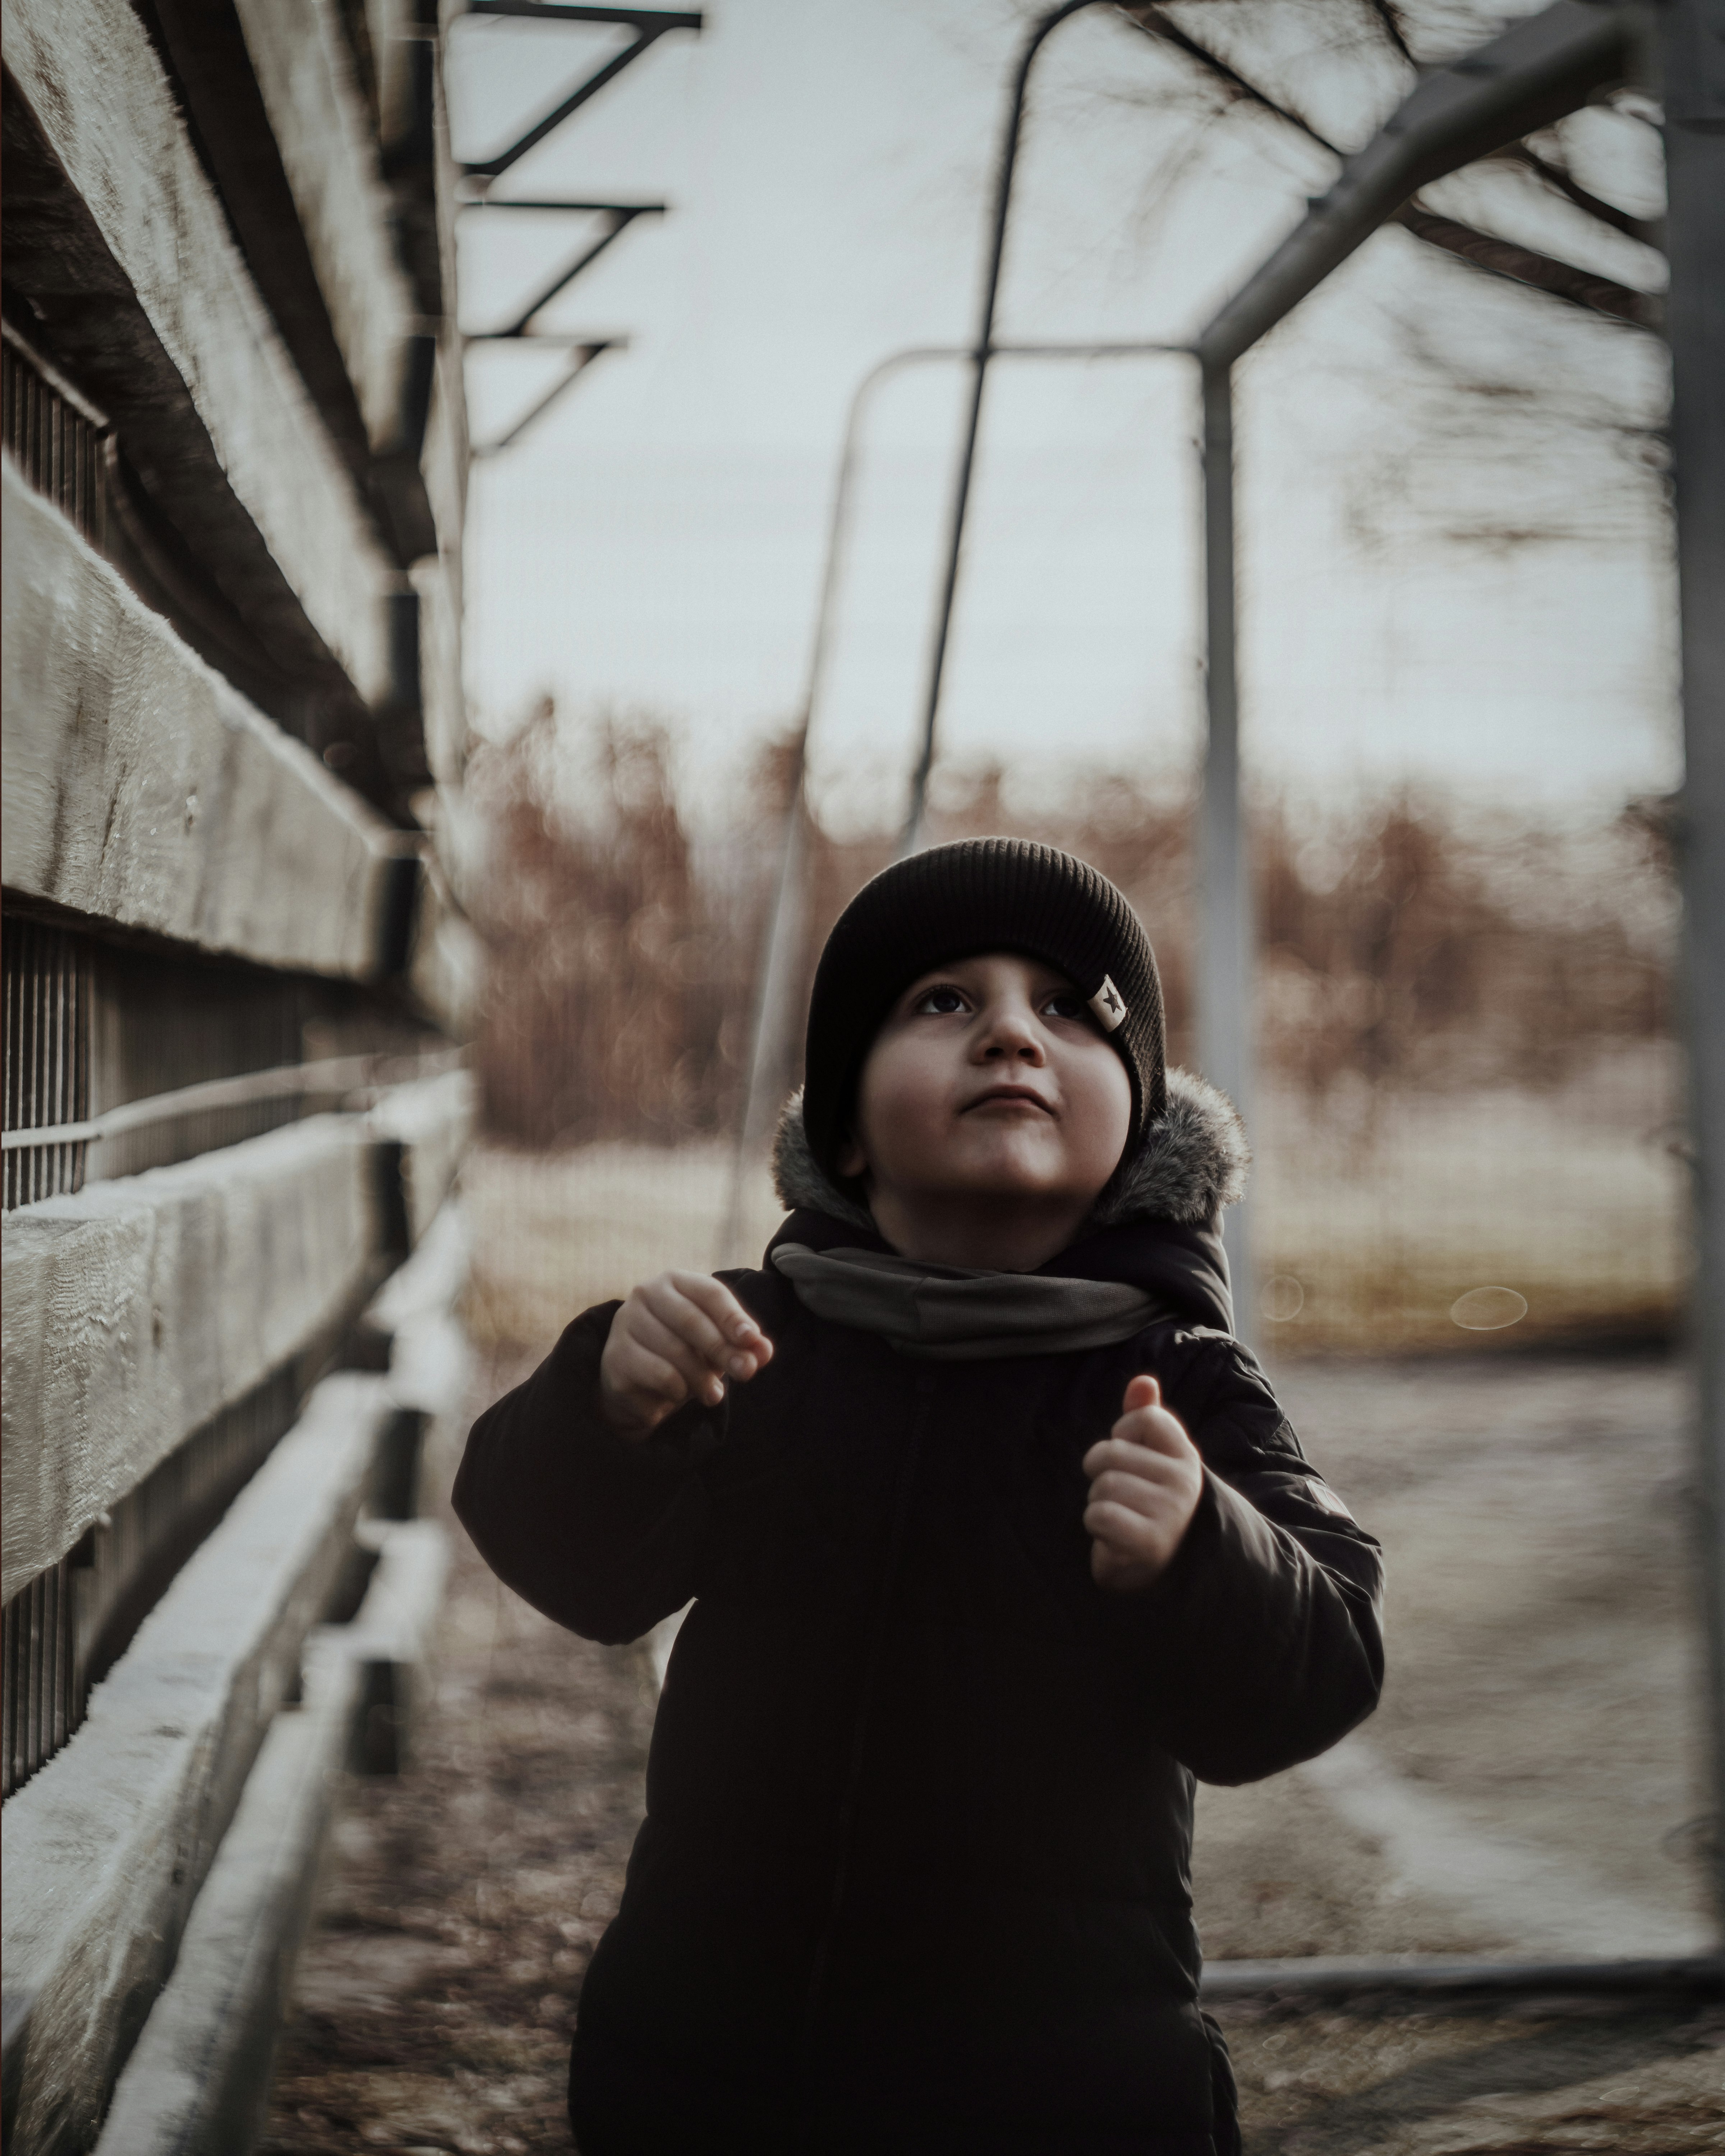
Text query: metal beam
1196 360 1255 1341
456 197 668 210
462 204 664 338
458 5 701 184
897 0 1105 858
1660 0 1725 1939
466 2 700 22
1191 0 1633 372
469 338 622 458
1201 1949 1725 2003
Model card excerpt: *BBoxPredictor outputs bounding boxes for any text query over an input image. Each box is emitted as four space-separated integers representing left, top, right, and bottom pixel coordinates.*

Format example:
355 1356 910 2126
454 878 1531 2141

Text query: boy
456 837 1383 2155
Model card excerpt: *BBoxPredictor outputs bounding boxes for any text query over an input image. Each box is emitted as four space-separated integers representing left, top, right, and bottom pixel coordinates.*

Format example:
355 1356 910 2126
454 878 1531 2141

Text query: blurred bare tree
1092 3 1671 554
1117 0 1665 328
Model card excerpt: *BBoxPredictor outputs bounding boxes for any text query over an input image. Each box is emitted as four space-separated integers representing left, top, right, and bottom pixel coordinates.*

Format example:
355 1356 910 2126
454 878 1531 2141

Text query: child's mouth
965 1086 1053 1115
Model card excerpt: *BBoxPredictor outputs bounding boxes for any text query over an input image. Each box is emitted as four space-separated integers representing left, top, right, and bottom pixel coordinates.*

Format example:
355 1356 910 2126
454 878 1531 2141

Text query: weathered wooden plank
421 340 470 568
371 1068 477 1249
0 1115 379 1604
0 0 394 705
371 1193 471 1344
86 1650 362 2156
229 0 414 454
135 0 369 506
371 1198 474 1449
1 466 397 978
1 1061 476 1600
0 1375 392 2156
424 770 488 926
412 549 468 787
335 1520 451 1679
406 857 483 1039
87 1520 450 2156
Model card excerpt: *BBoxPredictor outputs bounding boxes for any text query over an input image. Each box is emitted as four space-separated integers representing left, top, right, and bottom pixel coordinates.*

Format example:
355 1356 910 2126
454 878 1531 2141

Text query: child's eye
1041 993 1087 1021
914 985 969 1015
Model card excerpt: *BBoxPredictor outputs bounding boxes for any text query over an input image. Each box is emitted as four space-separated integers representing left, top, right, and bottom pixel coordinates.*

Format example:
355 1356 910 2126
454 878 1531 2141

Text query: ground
260 1346 1723 2155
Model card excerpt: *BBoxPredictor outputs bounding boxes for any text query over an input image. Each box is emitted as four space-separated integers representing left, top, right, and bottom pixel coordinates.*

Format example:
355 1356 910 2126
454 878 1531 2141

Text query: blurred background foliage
463 702 1684 1356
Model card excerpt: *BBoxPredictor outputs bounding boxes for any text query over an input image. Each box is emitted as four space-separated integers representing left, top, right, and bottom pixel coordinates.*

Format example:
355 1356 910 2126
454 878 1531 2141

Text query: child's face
836 951 1133 1226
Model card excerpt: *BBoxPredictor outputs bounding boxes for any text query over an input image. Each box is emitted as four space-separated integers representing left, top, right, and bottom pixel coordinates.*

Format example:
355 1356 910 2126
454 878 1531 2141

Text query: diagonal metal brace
469 337 624 458
457 200 666 336
460 4 703 183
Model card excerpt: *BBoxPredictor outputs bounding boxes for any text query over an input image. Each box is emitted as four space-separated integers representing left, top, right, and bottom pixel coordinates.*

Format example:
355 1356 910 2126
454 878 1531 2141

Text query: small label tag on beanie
1089 975 1127 1032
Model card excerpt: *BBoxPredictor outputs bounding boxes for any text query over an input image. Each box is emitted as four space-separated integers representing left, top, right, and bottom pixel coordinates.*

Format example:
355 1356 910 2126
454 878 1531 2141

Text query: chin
938 1143 1078 1202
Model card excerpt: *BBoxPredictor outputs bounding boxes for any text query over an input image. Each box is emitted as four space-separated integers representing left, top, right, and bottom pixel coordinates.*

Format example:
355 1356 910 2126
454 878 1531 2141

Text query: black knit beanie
800 837 1166 1177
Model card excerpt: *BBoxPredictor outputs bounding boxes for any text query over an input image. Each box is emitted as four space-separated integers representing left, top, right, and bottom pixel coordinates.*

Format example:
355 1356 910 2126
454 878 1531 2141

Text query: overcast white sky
449 0 1674 836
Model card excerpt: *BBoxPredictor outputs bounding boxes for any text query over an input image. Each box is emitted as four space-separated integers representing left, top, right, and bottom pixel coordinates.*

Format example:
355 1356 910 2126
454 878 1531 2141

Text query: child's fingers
1082 1381 1205 1593
1085 1463 1187 1519
1082 1417 1193 1482
635 1276 745 1378
606 1337 696 1419
1122 1409 1190 1455
603 1272 773 1435
1113 1381 1185 1459
636 1274 770 1382
664 1272 774 1372
1083 1495 1176 1574
1084 1495 1165 1547
1088 1531 1162 1593
625 1304 733 1406
1085 1462 1202 1589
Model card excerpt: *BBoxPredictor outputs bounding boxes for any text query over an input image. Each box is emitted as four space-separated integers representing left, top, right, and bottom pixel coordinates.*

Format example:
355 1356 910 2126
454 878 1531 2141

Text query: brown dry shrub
469 701 741 1148
1256 798 1674 1096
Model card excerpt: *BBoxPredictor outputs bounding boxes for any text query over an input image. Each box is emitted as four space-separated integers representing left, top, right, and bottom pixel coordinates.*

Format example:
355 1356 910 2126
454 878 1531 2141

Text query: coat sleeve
1117 1338 1385 1785
452 1300 722 1644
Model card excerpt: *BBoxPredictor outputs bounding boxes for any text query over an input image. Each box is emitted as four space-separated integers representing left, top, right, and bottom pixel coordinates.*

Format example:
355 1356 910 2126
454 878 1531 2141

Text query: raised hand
599 1271 773 1437
1082 1374 1203 1593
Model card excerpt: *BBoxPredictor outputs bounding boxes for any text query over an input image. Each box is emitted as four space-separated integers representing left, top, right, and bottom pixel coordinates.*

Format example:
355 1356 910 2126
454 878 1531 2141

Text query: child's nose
979 1005 1044 1059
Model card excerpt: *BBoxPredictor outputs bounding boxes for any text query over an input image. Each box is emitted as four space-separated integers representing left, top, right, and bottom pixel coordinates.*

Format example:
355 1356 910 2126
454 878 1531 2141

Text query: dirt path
261 1358 650 2155
261 1348 1723 2152
1213 1989 1725 2154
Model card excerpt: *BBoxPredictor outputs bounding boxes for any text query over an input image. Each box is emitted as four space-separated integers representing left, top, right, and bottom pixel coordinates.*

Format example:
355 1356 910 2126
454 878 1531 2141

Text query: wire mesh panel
2 916 92 1210
0 1558 80 1804
1 320 109 549
0 1360 314 1799
2 914 445 1203
86 943 312 1183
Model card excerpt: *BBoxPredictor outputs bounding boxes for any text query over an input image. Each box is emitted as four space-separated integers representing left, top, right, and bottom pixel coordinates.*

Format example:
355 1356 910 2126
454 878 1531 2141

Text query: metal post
716 347 954 1263
714 727 808 1267
1660 0 1725 1935
1197 359 1254 1344
897 0 1104 857
1182 0 1642 1357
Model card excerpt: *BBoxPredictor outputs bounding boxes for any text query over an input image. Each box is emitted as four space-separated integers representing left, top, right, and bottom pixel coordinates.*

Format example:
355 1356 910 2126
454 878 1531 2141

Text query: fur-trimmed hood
770 1065 1249 1235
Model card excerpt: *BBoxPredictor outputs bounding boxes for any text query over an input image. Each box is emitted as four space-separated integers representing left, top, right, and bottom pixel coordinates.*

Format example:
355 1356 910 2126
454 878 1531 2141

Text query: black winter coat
454 1075 1384 2156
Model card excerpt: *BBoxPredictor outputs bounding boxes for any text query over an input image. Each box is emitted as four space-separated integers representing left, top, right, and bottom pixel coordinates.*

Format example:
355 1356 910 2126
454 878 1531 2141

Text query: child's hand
598 1272 773 1437
1082 1375 1204 1593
